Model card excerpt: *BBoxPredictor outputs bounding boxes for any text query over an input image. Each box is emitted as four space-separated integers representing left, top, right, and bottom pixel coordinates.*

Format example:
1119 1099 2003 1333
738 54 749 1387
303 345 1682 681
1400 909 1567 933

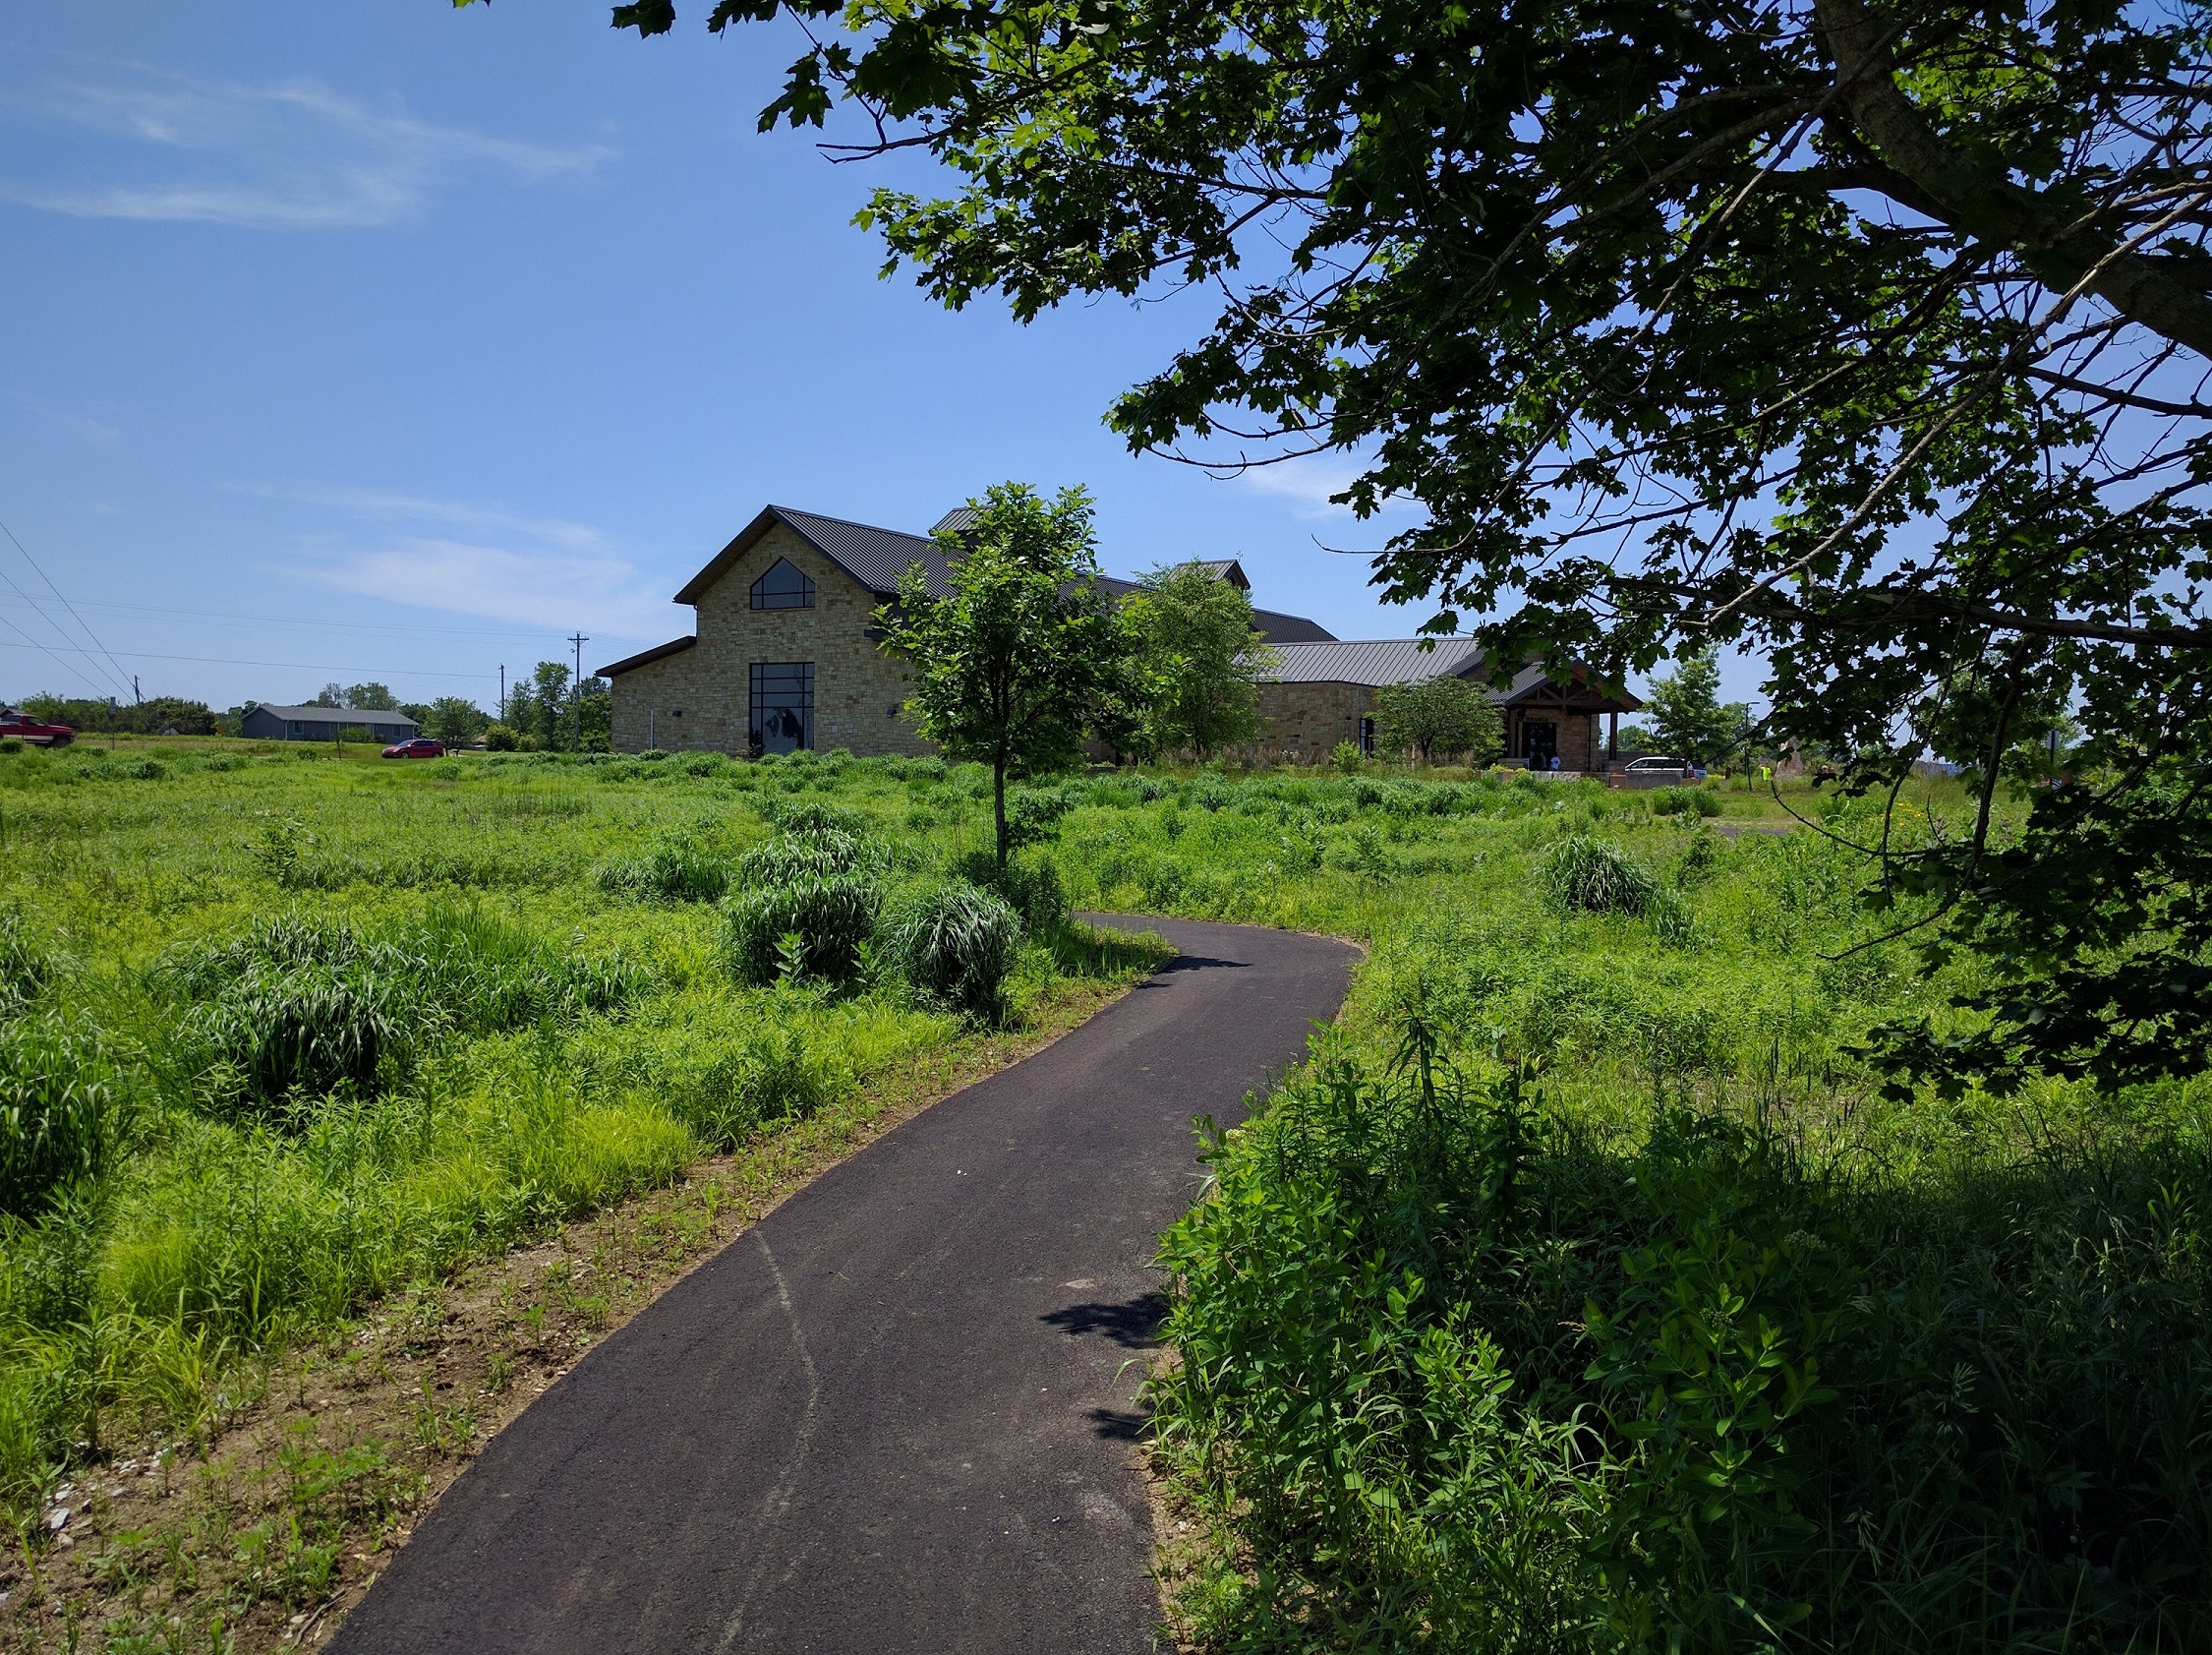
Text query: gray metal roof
774 506 955 597
1267 638 1487 687
675 505 955 606
1252 608 1336 644
253 704 419 727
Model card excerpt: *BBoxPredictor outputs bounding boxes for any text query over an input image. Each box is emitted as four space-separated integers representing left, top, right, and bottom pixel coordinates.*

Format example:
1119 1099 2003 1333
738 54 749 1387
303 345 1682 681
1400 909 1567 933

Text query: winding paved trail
333 916 1356 1655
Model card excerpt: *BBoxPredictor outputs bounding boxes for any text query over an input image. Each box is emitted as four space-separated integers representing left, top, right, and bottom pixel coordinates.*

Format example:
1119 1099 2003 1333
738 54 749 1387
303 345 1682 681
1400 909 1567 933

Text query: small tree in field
882 483 1118 868
1371 676 1502 767
1124 562 1277 760
427 697 487 744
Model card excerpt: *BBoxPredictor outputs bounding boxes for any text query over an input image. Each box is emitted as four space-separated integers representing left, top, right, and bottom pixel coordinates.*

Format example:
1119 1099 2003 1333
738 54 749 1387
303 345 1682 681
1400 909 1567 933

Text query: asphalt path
333 916 1356 1655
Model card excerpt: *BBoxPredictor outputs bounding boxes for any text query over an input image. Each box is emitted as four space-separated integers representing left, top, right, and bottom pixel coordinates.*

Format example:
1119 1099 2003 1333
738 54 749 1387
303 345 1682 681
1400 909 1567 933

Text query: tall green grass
0 742 1138 1517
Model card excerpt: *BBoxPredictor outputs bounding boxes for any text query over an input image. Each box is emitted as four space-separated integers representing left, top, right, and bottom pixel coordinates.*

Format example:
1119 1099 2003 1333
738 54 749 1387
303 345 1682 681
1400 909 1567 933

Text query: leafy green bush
721 875 882 986
0 1017 111 1216
879 881 1021 1019
950 850 1067 930
1156 1032 2212 1652
595 836 729 903
181 962 408 1114
1653 784 1722 817
1541 833 1660 916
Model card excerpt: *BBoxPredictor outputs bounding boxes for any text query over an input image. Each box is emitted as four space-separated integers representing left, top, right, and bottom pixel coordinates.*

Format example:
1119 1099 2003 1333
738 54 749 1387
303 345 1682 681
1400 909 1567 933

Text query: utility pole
498 665 506 724
132 674 141 706
568 633 589 752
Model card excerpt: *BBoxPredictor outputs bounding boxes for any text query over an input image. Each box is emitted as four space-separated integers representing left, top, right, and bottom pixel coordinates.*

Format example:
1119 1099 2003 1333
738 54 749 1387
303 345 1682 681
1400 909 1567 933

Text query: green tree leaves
1122 562 1276 760
879 483 1119 866
1370 676 1503 768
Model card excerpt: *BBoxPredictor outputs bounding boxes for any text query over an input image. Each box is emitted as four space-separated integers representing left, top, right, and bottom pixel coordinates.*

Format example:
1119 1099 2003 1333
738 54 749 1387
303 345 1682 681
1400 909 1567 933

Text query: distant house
240 704 420 744
1255 640 1642 769
601 502 1633 767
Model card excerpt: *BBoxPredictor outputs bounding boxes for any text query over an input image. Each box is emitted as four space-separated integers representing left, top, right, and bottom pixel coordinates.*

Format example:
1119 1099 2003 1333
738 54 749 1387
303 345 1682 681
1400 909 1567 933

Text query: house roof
596 635 697 679
1266 641 1643 710
1269 638 1487 686
675 505 955 606
251 704 419 727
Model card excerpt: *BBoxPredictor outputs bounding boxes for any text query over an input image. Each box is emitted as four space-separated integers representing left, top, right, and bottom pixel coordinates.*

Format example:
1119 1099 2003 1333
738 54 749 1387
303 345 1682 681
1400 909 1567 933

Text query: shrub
879 882 1022 1019
1331 739 1366 774
482 723 521 751
951 851 1067 930
736 827 869 887
758 798 867 838
0 1017 111 1216
0 739 20 754
669 1022 852 1148
181 961 412 1116
1006 787 1073 848
721 875 882 986
1653 784 1722 817
1541 833 1661 916
674 751 725 777
595 837 729 904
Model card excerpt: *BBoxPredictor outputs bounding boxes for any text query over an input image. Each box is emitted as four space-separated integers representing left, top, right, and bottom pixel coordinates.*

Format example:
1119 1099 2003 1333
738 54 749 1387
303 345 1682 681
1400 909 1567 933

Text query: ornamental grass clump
723 830 883 987
0 1016 112 1217
878 881 1021 1020
1541 833 1660 916
0 912 54 1014
595 835 729 903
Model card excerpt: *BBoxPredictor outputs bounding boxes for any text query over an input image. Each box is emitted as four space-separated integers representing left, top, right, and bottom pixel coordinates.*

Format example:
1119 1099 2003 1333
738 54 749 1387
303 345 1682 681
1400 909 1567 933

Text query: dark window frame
750 558 816 611
749 661 815 755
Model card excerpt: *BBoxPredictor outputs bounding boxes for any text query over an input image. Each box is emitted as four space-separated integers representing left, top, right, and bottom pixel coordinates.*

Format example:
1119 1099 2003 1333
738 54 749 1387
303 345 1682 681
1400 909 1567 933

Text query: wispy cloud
0 56 608 229
1234 453 1419 521
245 486 671 637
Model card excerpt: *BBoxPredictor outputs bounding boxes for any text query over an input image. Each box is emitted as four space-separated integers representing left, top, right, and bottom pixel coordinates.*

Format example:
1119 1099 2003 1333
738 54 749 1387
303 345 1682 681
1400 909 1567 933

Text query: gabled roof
1269 638 1486 686
674 505 955 605
1251 608 1336 644
597 635 697 679
250 704 419 728
1265 641 1642 710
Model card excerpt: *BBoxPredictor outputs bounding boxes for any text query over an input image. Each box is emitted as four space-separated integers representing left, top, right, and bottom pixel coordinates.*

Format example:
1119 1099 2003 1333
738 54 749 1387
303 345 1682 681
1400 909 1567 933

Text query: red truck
0 708 74 747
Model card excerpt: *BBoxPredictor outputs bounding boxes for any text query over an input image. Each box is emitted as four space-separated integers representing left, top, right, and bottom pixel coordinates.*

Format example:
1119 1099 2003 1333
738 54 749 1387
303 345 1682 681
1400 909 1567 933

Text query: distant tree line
17 694 220 737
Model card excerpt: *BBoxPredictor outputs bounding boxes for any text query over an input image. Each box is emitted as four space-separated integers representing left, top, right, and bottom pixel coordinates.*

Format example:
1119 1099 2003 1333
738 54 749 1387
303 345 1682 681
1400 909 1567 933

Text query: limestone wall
609 522 934 756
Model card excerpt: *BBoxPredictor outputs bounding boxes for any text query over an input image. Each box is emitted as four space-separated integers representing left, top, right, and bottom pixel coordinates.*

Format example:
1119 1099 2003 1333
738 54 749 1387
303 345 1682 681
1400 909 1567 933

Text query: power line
0 595 589 642
0 610 113 699
0 559 123 699
0 639 496 683
0 517 133 699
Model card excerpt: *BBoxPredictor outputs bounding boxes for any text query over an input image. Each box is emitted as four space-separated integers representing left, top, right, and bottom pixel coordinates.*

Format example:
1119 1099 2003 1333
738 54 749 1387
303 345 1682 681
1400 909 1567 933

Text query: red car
380 738 447 759
0 708 74 746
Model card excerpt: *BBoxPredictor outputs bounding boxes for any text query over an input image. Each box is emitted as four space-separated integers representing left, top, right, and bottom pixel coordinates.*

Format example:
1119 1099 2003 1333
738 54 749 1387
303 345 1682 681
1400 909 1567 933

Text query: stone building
1251 639 1642 768
600 502 1637 766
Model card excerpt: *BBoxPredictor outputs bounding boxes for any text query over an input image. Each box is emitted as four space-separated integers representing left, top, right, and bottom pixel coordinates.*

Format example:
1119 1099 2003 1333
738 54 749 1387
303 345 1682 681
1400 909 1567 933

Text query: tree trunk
993 759 1010 870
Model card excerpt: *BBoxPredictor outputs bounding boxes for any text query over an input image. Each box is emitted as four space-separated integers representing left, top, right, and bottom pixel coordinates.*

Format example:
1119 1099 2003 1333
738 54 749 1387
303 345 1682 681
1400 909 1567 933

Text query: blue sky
0 3 1711 716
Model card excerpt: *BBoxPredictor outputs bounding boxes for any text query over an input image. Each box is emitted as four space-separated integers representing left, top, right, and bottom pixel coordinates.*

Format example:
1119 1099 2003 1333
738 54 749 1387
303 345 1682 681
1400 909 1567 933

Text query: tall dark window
750 662 814 755
1521 719 1558 764
750 558 815 610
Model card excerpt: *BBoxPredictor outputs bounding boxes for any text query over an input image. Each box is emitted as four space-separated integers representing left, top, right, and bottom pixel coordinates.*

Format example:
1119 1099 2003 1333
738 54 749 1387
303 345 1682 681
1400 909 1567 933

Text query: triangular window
750 558 815 611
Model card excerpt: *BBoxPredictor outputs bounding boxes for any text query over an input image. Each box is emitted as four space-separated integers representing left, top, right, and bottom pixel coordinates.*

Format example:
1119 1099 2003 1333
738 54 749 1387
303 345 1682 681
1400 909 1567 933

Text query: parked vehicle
380 738 446 759
1611 753 1696 789
0 707 75 746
